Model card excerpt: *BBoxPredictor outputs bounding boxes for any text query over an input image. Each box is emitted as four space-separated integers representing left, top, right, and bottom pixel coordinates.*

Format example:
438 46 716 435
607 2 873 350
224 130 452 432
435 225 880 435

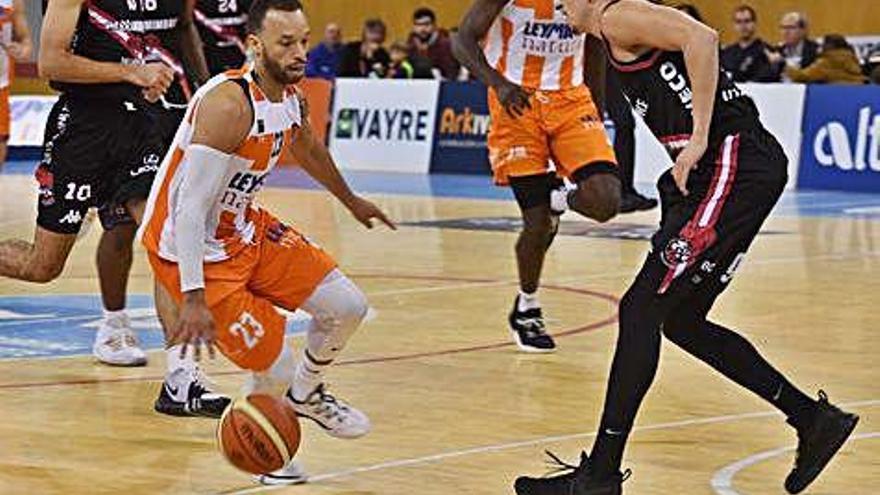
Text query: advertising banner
329 78 440 173
430 81 491 175
798 85 880 192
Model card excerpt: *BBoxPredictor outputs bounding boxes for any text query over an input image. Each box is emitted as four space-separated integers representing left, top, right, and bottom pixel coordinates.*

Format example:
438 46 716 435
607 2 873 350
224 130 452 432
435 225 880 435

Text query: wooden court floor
0 173 877 494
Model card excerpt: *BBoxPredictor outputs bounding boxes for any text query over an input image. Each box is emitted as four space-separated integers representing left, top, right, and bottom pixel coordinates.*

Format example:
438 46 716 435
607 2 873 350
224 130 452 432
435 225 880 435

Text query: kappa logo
633 98 649 118
660 237 694 268
59 210 83 225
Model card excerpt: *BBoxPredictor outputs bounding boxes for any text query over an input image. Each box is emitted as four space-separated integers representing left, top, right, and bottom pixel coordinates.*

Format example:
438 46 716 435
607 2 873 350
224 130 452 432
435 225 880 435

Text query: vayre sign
329 78 440 173
799 85 880 192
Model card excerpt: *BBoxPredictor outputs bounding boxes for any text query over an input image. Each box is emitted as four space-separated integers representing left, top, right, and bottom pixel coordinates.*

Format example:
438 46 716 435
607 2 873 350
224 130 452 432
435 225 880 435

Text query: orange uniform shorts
0 86 10 138
487 84 617 185
148 209 337 372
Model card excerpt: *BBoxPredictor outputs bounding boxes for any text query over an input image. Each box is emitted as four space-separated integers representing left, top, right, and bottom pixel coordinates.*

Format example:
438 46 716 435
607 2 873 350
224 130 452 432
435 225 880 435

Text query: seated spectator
786 35 866 85
305 23 343 80
388 41 415 79
407 7 459 79
720 5 777 82
766 12 819 81
337 18 391 78
872 66 880 85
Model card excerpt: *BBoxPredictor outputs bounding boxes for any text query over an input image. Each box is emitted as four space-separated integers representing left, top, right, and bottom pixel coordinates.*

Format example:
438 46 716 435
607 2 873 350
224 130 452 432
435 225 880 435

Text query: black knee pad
510 173 562 210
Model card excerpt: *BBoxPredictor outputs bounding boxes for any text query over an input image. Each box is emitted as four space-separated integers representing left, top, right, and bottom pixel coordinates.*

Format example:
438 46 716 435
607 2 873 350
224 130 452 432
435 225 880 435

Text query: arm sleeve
174 144 234 293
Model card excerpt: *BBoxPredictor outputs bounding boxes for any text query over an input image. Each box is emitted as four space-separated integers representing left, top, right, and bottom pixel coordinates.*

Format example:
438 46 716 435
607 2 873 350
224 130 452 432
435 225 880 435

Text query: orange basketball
216 394 302 475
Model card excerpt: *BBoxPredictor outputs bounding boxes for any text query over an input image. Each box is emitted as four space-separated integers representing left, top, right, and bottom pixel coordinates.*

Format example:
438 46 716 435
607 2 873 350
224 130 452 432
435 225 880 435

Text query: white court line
224 400 880 495
710 431 880 495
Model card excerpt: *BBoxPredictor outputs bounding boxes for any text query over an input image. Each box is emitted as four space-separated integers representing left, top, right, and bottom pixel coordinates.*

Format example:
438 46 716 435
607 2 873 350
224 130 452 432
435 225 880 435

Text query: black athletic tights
589 254 818 479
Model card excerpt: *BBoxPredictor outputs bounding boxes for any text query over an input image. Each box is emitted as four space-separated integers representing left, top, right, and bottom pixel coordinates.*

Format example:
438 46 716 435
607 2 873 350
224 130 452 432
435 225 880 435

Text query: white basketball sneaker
286 384 371 439
93 313 147 366
256 459 308 485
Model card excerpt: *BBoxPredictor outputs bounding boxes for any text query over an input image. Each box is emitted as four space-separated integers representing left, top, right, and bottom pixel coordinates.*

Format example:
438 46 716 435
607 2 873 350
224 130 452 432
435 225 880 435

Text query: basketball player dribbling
453 0 621 353
139 0 395 484
514 1 859 494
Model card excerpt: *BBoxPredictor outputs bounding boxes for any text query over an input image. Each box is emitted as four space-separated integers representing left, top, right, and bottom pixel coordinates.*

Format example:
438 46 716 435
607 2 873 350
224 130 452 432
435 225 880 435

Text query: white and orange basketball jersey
483 0 586 91
0 0 15 89
140 67 302 263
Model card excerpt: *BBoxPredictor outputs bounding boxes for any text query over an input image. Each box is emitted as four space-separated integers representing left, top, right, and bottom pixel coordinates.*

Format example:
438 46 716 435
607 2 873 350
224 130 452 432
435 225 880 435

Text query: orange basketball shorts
487 84 617 185
0 86 10 138
148 209 337 372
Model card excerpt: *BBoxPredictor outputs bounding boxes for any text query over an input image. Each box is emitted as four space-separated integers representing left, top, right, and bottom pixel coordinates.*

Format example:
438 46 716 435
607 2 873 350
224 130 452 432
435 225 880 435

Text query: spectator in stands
388 41 416 79
306 23 344 80
766 12 819 82
408 7 459 79
337 18 391 78
785 35 866 85
720 5 777 82
872 66 880 85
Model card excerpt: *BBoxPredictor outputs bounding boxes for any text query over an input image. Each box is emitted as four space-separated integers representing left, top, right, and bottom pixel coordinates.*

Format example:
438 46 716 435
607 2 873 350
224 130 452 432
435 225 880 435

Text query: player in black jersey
515 1 859 494
0 0 227 417
195 0 252 75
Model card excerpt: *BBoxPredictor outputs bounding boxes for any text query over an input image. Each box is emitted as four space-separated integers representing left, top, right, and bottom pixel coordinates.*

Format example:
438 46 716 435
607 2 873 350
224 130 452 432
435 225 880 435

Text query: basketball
216 394 302 475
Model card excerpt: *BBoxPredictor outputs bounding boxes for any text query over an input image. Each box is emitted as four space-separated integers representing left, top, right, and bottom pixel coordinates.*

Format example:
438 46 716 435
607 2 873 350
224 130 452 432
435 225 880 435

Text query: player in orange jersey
0 0 32 168
139 0 394 484
454 0 621 352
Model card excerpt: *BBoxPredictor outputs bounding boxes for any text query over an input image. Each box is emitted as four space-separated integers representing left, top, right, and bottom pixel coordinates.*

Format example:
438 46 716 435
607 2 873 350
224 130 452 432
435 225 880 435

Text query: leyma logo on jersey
799 86 880 192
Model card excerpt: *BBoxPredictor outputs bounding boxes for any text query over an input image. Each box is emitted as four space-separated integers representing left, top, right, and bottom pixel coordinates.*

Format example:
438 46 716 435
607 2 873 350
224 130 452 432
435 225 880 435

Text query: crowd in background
719 5 878 85
306 7 465 81
307 3 880 85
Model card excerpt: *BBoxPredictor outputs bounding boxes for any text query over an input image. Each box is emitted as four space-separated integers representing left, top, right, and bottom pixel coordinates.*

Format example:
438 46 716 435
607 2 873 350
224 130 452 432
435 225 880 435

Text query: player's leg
507 173 560 353
0 226 76 282
487 89 559 352
248 215 371 439
92 212 147 366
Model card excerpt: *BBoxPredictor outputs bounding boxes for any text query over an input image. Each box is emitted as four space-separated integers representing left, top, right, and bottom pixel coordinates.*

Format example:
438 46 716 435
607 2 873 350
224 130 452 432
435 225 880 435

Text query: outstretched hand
345 195 397 230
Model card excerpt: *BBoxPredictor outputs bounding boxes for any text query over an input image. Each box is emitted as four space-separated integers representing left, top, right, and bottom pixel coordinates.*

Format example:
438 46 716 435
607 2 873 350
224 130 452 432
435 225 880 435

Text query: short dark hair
413 7 436 23
733 5 757 22
364 18 386 33
246 0 303 34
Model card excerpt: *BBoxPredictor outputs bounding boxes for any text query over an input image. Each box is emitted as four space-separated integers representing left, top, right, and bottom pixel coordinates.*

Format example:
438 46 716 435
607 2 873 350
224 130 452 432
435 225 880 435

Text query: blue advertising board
430 81 492 175
798 85 880 192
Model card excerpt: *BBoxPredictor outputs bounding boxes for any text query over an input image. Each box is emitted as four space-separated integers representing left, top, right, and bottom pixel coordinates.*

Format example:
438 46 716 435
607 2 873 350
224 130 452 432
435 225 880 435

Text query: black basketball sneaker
515 451 630 495
509 296 556 353
154 367 231 418
784 391 859 494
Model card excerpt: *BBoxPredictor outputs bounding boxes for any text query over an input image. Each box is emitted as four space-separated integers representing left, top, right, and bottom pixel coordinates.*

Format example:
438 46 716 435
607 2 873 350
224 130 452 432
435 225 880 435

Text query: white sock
291 351 330 402
166 344 196 378
102 309 128 326
517 290 541 312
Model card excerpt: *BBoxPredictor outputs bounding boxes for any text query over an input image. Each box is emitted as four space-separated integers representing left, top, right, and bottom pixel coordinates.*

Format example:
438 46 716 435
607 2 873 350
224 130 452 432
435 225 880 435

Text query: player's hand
345 195 397 230
764 48 784 65
5 42 30 61
672 137 707 196
495 80 532 119
128 62 174 97
174 290 216 362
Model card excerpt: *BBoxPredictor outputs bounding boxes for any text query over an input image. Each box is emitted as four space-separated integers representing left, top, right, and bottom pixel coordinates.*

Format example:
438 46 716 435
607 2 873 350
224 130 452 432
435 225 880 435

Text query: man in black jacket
720 5 777 82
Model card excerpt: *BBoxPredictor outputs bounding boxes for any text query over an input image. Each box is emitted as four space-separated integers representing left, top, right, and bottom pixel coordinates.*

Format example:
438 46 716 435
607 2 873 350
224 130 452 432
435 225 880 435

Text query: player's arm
40 0 174 91
451 0 531 117
7 0 33 61
289 96 396 230
603 0 719 194
173 82 252 359
179 0 210 86
583 35 607 114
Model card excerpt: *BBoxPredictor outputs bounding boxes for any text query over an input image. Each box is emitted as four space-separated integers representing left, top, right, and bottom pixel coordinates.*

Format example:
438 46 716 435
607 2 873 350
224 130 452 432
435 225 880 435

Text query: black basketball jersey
194 0 251 75
601 8 761 158
43 0 187 104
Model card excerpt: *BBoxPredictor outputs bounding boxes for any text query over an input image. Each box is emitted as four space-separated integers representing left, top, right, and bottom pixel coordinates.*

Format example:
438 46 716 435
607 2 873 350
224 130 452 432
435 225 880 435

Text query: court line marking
0 275 619 387
710 431 880 495
222 400 880 495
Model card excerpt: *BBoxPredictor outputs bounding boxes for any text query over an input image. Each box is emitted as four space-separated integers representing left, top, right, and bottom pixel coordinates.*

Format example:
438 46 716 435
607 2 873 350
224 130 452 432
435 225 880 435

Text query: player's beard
263 54 304 86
